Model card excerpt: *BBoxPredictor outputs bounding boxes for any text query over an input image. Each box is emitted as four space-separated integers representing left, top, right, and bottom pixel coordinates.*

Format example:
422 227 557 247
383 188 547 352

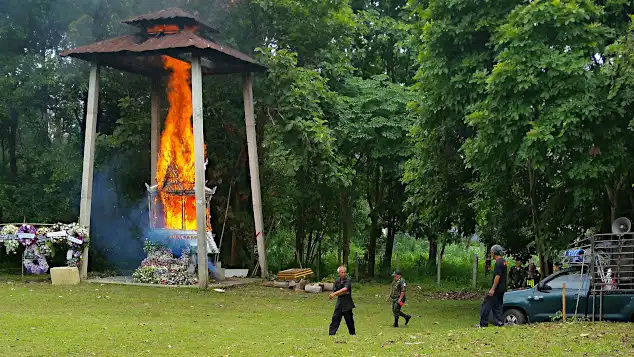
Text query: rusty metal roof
122 7 218 33
60 30 265 76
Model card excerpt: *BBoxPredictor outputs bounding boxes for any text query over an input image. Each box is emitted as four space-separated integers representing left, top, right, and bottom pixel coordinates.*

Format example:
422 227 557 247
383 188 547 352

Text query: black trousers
479 293 504 327
329 307 355 335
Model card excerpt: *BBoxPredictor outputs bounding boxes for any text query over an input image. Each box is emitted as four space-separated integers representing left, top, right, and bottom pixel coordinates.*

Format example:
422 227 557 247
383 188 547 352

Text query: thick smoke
89 162 146 273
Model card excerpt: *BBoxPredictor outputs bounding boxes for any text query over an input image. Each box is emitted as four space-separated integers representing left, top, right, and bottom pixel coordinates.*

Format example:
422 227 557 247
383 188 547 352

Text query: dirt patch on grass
424 291 482 300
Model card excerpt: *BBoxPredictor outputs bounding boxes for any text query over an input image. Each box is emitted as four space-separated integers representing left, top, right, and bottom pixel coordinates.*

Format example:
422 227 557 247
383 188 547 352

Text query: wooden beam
79 64 100 280
150 77 161 185
191 56 208 288
243 72 269 278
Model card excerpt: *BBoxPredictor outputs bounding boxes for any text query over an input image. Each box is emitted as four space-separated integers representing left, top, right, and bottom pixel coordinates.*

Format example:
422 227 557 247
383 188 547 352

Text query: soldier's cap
391 270 402 276
554 262 563 267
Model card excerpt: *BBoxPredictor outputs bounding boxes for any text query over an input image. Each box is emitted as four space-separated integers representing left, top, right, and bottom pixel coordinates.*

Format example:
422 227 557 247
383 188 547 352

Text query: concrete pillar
243 72 269 278
78 64 100 280
191 56 208 288
150 77 161 185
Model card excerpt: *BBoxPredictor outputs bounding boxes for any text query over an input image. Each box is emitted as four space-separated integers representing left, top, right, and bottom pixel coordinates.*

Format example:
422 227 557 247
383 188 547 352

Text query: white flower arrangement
1 225 18 235
37 241 53 257
4 239 19 254
36 227 51 236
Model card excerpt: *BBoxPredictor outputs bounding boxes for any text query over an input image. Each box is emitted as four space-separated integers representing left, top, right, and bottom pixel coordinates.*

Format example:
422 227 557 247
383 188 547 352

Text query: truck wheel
503 309 526 326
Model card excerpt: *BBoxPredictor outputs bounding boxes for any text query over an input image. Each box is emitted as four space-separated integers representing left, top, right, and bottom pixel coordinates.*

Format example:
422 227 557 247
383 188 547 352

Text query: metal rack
561 220 634 321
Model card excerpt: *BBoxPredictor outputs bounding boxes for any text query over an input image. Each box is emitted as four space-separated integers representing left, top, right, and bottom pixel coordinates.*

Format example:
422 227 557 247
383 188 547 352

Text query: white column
78 64 100 280
243 72 269 278
191 56 208 288
150 77 161 185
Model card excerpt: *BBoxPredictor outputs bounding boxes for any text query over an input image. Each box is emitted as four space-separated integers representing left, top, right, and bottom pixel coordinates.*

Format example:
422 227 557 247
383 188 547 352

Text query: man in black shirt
478 244 507 327
328 266 356 335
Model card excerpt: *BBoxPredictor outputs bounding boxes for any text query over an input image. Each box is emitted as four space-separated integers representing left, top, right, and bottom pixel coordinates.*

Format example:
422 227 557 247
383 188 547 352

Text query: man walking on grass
388 269 411 327
328 266 356 335
477 244 507 327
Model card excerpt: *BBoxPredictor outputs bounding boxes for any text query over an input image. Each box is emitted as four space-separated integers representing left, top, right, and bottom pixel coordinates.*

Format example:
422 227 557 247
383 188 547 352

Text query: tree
464 0 611 274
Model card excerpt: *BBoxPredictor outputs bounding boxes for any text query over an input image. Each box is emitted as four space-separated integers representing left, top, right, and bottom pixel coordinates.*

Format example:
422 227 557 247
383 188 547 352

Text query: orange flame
156 55 208 231
147 25 199 35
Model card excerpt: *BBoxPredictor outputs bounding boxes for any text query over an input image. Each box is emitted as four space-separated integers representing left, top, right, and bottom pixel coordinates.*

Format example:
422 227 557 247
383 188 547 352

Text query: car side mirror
538 283 552 292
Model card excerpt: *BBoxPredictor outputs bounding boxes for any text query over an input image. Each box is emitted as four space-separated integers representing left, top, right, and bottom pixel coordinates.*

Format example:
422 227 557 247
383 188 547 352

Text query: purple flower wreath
17 224 37 247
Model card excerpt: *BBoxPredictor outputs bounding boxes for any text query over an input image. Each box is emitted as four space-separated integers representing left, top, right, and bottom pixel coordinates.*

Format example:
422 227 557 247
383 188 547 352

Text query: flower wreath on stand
64 223 89 268
1 225 19 254
17 224 37 247
23 245 49 274
36 227 53 258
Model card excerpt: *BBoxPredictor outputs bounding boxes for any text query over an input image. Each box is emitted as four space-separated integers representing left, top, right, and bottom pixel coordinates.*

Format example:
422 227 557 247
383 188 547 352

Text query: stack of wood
276 268 313 281
271 268 337 294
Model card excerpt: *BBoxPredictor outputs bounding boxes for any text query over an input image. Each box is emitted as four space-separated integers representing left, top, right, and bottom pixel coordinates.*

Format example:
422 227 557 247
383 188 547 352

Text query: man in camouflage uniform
388 270 411 327
507 259 526 290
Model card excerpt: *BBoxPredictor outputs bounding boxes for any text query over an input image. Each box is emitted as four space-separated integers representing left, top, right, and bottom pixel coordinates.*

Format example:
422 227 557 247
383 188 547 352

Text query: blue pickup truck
502 266 634 325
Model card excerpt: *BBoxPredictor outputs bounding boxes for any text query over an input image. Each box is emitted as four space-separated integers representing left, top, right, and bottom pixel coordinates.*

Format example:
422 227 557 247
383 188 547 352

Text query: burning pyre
135 55 217 285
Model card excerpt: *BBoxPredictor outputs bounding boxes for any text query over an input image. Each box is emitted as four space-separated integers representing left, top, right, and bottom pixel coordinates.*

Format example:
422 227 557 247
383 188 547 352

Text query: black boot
404 314 411 326
393 316 399 327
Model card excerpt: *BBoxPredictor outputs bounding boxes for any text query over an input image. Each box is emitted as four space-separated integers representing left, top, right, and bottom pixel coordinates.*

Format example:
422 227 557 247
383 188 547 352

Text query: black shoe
405 315 411 326
393 316 399 327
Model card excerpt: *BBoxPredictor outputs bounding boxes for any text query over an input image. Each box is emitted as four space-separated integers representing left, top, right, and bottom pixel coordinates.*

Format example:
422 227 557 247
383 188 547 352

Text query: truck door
530 271 588 321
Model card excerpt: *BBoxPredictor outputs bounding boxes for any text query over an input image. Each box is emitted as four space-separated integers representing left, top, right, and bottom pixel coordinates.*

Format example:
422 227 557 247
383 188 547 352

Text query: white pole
243 72 269 278
191 56 208 288
150 77 161 185
78 64 100 280
472 253 478 288
436 249 441 285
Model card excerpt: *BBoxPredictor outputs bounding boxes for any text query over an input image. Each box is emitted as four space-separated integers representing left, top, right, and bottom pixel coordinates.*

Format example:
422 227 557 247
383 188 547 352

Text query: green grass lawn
0 280 632 356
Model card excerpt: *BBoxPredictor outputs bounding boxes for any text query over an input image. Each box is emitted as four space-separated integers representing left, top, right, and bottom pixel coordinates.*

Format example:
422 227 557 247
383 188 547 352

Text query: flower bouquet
36 227 51 238
1 224 18 236
4 239 19 254
37 240 53 257
133 245 198 285
66 249 82 267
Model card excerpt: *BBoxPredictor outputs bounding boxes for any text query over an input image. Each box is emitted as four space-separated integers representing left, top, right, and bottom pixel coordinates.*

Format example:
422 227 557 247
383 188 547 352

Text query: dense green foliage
1 0 633 278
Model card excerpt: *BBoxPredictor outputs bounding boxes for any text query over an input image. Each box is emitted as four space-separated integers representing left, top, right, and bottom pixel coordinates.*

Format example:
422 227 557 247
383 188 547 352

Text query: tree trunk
7 109 18 178
528 161 547 276
230 188 241 266
429 236 438 266
295 202 305 265
366 165 382 277
606 175 627 223
337 220 343 267
368 211 379 277
383 217 396 275
342 192 352 268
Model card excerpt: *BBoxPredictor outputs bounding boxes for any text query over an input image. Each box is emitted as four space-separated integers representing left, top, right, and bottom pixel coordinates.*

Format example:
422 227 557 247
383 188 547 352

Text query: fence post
472 253 478 288
436 249 441 285
316 239 321 280
562 283 567 322
355 252 359 281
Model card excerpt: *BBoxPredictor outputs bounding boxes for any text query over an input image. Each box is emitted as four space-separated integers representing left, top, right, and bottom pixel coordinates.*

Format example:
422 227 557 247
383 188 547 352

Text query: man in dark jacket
508 259 526 290
328 266 356 335
478 244 507 327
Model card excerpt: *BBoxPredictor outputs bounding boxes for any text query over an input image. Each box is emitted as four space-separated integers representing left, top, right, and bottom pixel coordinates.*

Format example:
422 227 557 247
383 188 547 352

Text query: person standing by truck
508 258 526 290
478 245 507 327
525 262 541 288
